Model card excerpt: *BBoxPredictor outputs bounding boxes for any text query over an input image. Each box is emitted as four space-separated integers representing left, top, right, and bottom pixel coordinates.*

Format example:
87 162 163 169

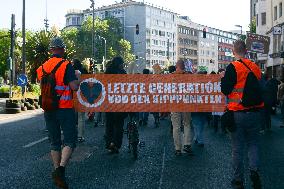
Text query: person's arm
221 63 237 96
64 63 79 91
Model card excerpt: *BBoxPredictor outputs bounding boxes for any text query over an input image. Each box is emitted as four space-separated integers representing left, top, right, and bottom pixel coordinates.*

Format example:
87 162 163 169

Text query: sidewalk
0 98 6 113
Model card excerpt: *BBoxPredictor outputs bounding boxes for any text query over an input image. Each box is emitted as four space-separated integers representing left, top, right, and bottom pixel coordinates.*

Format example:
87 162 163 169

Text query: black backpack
39 59 65 111
239 60 263 107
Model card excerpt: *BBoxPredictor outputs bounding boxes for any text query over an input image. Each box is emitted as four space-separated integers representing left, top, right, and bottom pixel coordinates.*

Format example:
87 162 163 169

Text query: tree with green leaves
249 18 256 34
0 29 10 79
117 39 135 64
26 31 55 83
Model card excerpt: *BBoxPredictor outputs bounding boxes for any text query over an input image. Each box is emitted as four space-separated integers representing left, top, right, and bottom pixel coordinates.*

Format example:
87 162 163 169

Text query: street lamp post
235 24 243 36
22 0 26 75
90 0 95 60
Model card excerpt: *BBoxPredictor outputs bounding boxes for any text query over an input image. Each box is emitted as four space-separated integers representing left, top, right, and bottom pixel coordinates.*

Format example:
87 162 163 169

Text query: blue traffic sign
17 74 28 87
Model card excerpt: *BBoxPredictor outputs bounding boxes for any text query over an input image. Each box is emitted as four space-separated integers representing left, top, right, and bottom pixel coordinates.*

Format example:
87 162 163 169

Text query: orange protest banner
74 74 226 112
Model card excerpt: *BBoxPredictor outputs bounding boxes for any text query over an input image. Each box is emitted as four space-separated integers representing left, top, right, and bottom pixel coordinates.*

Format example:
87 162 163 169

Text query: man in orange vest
37 37 79 189
221 40 263 189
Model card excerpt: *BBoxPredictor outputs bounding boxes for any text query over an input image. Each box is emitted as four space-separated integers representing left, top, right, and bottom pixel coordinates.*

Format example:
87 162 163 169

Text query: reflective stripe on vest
228 99 241 103
227 59 264 111
60 95 72 101
37 57 73 109
55 85 70 91
232 88 243 93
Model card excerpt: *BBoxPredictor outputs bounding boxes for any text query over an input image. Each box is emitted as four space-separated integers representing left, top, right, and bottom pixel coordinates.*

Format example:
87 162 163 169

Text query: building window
274 6 278 21
261 12 266 25
280 3 283 18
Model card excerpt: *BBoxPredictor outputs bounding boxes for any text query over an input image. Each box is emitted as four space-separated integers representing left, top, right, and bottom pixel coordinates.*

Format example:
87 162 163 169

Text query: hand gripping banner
74 74 226 112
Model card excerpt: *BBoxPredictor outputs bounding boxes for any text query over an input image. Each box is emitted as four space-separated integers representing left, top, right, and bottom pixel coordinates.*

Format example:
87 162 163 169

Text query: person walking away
171 60 193 156
262 76 280 131
221 40 263 189
72 59 87 142
212 69 226 133
278 78 284 128
192 70 208 147
104 57 127 153
37 37 79 189
139 69 150 126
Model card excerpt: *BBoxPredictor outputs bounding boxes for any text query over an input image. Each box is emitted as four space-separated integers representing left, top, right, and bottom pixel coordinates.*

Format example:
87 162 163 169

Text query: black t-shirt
221 63 237 96
51 54 77 86
63 63 77 86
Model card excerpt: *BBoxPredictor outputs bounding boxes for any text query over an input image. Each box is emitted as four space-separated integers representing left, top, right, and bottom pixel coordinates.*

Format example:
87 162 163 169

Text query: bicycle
126 115 139 160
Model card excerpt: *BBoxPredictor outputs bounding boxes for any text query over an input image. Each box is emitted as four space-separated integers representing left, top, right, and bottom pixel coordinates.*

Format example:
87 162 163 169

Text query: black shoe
175 150 182 156
250 170 262 189
52 166 68 189
109 143 119 154
197 143 204 148
78 137 85 143
183 145 194 155
231 179 244 189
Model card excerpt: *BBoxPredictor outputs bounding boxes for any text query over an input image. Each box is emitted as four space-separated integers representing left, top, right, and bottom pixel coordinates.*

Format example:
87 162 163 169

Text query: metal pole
22 0 26 75
92 1 95 60
10 14 15 97
104 38 107 61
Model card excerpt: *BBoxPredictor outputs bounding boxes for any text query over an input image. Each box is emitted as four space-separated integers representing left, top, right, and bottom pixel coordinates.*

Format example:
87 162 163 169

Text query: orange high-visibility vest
37 57 73 109
227 58 264 111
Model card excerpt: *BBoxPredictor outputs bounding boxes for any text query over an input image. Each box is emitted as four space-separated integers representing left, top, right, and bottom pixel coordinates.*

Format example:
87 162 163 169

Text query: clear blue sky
0 0 250 31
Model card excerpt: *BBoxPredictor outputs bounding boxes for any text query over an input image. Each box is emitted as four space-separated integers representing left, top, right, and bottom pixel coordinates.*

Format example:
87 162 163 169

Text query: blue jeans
192 113 207 144
231 111 261 181
44 109 77 151
139 112 149 122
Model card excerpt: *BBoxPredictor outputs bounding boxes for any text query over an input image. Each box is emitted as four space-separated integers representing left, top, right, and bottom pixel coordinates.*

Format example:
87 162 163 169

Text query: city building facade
177 16 199 66
255 0 284 78
65 0 178 73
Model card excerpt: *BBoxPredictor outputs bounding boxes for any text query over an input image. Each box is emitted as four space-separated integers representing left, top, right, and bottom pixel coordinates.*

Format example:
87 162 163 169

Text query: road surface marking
23 137 48 148
0 110 43 122
158 147 166 189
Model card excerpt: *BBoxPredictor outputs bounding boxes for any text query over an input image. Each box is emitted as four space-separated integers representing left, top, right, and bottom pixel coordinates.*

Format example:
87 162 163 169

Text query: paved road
0 112 283 189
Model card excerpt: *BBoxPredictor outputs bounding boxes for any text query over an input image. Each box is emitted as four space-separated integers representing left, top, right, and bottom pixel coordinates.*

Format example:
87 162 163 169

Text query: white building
255 0 284 78
65 0 178 73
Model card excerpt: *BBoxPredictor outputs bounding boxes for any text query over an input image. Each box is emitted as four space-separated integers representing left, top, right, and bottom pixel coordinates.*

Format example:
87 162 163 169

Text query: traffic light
203 28 206 38
136 24 139 35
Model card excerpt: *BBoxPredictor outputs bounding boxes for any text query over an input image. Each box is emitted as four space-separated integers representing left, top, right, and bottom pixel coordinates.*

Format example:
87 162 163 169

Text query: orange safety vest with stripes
37 57 73 109
227 58 264 111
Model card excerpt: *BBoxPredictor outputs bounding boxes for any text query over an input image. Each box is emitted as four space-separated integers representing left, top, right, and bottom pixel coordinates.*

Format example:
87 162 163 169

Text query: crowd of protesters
37 37 284 189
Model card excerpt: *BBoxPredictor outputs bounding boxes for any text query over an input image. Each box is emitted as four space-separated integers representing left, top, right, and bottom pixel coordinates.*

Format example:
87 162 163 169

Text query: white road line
23 137 48 148
158 147 166 189
0 110 43 122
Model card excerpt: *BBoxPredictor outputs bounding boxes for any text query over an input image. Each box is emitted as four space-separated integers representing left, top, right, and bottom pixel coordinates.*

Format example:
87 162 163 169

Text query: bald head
176 60 185 72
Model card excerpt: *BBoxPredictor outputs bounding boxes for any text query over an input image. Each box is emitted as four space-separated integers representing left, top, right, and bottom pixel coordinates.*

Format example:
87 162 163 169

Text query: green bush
12 86 22 95
0 85 10 93
29 84 41 96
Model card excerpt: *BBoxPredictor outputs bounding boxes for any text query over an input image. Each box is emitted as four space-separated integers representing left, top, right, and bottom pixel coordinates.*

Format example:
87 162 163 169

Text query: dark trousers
263 103 271 130
105 113 125 149
231 111 261 181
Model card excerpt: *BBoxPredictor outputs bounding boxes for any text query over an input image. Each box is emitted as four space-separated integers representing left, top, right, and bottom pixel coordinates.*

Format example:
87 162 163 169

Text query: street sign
273 26 282 35
246 33 270 54
17 74 28 87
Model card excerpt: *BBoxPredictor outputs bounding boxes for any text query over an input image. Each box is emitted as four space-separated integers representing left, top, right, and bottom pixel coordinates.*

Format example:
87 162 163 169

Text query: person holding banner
192 70 208 148
171 60 193 156
104 56 127 153
221 40 263 189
